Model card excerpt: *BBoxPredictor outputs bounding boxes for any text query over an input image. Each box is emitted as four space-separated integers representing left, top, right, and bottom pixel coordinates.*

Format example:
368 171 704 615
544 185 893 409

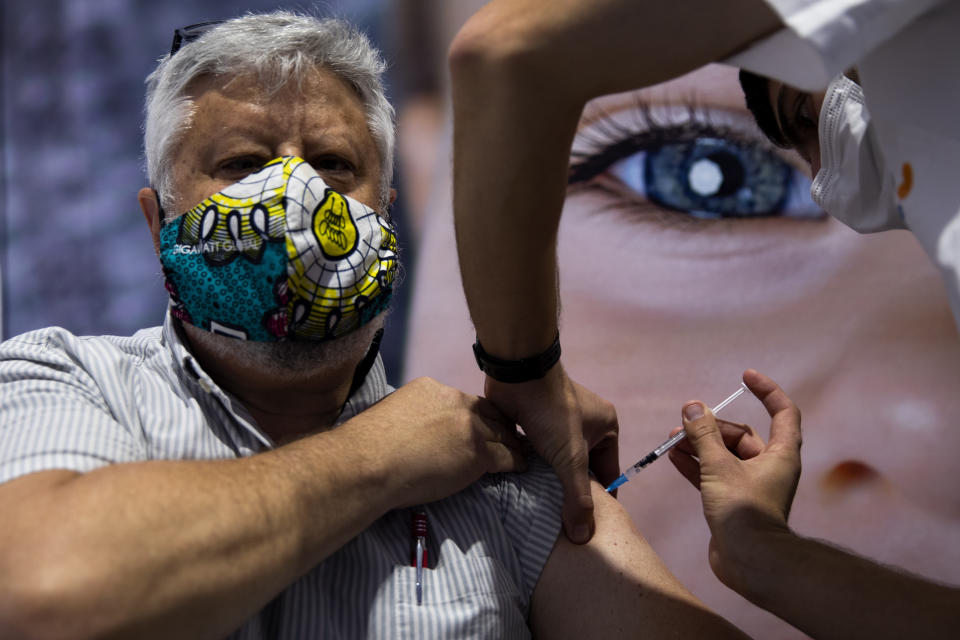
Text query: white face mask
810 74 905 232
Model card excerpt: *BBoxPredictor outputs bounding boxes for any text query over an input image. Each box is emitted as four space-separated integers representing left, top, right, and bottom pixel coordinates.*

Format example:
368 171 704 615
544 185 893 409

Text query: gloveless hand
351 377 528 509
668 369 802 588
484 364 620 543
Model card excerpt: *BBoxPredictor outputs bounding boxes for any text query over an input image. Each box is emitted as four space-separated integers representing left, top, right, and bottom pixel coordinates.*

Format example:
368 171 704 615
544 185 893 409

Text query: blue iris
609 137 822 220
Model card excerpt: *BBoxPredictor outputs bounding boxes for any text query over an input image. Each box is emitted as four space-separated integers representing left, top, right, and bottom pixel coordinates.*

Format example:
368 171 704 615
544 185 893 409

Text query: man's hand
667 369 801 587
668 370 960 639
483 364 619 544
358 377 528 508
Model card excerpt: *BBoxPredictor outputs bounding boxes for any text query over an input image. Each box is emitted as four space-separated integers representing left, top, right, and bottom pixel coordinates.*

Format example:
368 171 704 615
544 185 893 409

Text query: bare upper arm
530 481 750 639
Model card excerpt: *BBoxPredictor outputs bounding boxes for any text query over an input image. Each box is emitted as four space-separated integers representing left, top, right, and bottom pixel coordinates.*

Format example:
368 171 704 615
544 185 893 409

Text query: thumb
682 402 726 462
556 450 595 545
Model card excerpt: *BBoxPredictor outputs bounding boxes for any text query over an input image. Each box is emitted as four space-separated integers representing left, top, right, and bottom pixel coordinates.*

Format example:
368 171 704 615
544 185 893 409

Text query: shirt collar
161 311 274 448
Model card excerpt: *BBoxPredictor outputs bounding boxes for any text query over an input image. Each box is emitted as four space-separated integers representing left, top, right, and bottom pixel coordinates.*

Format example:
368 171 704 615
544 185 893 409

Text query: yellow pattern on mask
175 157 289 265
286 208 397 340
313 189 359 259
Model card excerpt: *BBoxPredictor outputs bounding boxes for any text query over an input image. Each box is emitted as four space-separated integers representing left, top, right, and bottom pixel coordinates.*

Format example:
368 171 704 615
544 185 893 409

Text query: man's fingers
742 369 801 453
562 487 595 546
667 448 702 489
475 395 515 426
485 440 528 473
484 420 524 451
742 369 790 416
474 397 526 450
555 450 595 545
722 420 765 459
575 381 621 488
681 401 726 461
475 403 527 472
587 435 620 489
671 420 763 459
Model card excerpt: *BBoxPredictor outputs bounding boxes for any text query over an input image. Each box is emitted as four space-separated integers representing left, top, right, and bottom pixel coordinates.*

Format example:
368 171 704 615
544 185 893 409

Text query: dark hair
738 69 788 148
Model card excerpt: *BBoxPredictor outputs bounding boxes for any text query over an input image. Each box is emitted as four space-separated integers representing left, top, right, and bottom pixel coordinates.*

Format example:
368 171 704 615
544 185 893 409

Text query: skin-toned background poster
399 2 960 638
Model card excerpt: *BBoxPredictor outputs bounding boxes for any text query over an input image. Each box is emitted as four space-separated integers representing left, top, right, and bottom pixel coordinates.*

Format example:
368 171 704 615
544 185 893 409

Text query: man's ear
389 188 397 206
138 187 163 255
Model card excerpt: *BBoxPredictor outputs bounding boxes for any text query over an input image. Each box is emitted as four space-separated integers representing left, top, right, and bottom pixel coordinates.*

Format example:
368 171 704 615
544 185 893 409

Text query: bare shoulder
529 481 749 639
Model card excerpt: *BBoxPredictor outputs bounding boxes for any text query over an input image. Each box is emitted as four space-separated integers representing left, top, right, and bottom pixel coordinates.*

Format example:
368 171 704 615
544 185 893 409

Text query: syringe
605 382 750 492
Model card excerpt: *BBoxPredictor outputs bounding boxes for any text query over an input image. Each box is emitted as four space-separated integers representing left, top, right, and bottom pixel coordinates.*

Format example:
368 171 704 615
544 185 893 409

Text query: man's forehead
187 68 363 113
182 69 372 143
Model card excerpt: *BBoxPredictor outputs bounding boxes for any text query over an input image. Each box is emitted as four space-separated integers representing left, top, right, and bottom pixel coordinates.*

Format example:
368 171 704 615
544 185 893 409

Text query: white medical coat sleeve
726 0 947 90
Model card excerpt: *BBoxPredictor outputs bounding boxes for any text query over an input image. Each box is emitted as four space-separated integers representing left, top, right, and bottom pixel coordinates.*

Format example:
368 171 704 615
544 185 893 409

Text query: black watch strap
472 334 561 383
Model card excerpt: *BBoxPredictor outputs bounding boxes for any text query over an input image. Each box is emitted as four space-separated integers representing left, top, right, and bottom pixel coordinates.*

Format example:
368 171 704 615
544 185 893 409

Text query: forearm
451 0 782 104
0 425 395 640
448 0 781 356
724 527 960 640
450 61 575 355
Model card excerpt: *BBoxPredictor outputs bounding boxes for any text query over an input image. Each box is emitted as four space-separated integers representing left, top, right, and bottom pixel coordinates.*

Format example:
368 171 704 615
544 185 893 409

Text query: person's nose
277 143 305 158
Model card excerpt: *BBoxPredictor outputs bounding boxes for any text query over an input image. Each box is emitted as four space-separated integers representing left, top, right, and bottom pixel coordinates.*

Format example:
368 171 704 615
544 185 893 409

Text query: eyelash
221 156 265 170
569 105 723 185
567 100 822 223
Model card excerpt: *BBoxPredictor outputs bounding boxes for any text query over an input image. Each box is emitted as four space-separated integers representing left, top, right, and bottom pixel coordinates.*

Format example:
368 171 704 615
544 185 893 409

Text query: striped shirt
0 313 564 638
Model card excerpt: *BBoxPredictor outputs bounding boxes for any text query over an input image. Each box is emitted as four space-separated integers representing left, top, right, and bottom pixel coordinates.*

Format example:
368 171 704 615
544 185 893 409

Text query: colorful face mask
159 156 398 342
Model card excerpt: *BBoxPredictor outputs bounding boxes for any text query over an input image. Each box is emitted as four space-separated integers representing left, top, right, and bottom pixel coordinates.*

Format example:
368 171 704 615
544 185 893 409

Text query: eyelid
216 148 270 166
570 102 796 184
221 155 265 166
312 154 356 171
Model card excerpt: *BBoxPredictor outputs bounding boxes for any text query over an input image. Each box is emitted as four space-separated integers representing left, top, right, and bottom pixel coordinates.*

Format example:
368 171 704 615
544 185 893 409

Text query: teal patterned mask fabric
159 156 398 341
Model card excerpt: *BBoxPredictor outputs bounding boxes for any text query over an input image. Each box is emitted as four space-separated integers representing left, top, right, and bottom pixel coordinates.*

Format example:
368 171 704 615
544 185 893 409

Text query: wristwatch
472 334 561 383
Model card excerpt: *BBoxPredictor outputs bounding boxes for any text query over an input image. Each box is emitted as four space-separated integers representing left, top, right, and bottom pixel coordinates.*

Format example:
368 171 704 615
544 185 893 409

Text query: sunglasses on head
169 20 224 56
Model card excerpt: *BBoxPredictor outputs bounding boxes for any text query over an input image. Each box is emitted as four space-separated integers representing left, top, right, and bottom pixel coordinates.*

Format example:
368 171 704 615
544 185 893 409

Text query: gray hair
144 11 395 213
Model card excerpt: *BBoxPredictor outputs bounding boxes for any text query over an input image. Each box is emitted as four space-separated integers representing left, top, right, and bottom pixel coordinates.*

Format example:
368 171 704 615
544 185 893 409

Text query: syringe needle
605 382 749 492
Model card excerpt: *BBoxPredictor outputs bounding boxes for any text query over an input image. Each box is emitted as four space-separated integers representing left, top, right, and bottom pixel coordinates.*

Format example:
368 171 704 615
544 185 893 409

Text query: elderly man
0 12 749 640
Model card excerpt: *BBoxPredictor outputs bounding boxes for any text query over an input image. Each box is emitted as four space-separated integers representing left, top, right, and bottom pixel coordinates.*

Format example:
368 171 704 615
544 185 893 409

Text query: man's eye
606 136 821 219
569 107 825 221
221 157 266 174
312 156 353 173
795 96 818 131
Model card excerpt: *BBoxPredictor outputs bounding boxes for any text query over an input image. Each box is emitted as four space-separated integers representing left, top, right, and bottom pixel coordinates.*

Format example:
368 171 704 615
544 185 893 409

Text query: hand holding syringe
605 382 750 492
